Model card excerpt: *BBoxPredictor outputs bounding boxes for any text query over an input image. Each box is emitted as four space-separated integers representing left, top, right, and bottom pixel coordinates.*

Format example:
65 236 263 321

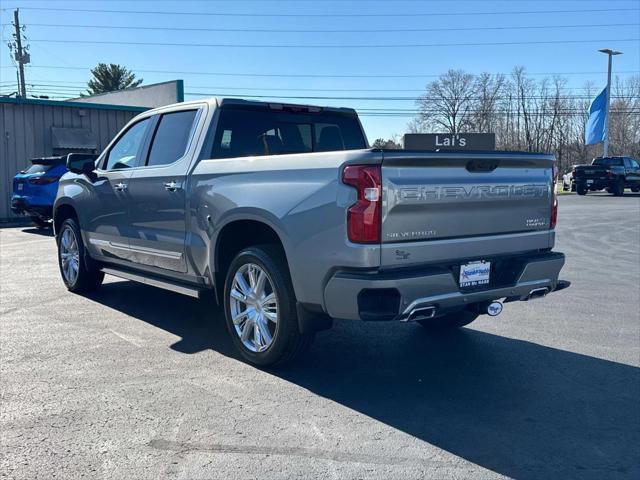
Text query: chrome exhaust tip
404 306 437 322
486 301 503 316
527 287 550 300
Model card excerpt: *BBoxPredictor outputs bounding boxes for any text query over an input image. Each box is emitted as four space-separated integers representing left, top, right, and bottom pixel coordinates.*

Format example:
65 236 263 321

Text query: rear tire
632 187 640 193
612 179 625 196
57 218 104 293
577 185 587 196
223 245 313 367
417 310 479 331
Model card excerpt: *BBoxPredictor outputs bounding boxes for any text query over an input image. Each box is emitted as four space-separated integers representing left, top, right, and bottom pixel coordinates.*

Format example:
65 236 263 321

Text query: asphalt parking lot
1 193 639 480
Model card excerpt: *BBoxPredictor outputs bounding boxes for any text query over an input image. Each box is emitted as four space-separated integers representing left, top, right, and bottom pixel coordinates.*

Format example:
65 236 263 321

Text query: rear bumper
323 251 567 321
575 179 613 190
10 196 53 218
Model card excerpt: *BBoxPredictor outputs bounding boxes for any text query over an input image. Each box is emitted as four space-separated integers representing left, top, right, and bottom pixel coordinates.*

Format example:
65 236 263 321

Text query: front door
84 116 153 262
127 108 201 272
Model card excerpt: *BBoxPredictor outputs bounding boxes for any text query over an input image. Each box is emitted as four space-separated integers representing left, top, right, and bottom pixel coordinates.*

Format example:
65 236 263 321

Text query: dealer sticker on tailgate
459 261 491 288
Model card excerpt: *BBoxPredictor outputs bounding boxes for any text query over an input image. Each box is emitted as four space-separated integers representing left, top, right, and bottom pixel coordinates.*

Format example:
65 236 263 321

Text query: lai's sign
403 133 496 151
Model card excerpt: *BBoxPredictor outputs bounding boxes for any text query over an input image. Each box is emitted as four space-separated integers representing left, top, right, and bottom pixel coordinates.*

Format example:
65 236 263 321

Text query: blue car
11 156 68 228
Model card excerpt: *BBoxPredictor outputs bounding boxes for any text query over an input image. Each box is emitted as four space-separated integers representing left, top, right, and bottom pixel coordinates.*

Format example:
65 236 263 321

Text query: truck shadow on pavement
20 227 54 237
89 281 640 480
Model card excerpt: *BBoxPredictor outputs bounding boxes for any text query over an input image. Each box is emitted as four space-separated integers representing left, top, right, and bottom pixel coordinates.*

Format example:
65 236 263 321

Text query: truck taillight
550 161 558 229
342 165 381 244
571 169 576 178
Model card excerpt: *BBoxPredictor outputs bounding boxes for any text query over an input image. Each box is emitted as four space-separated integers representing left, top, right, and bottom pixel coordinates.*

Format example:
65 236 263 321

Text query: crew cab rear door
127 105 206 272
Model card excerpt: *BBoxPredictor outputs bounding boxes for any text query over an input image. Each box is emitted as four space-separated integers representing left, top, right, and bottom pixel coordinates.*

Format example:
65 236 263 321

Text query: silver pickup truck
54 98 569 366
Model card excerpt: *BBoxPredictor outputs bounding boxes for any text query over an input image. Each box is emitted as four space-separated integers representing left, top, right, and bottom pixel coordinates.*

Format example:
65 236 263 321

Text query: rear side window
147 110 198 167
211 107 366 159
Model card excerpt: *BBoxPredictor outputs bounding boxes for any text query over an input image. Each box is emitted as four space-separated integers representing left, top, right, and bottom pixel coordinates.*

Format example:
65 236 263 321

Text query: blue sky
1 0 638 141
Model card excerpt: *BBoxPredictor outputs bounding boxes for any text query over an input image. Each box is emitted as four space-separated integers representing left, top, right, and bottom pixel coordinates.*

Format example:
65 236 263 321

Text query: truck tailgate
380 151 555 266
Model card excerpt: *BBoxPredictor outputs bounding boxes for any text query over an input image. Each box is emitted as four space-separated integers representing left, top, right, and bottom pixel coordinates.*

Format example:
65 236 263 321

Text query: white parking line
109 329 144 348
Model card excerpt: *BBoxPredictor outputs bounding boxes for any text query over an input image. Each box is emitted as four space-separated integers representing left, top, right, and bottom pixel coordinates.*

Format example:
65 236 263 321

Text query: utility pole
598 48 622 157
11 9 29 98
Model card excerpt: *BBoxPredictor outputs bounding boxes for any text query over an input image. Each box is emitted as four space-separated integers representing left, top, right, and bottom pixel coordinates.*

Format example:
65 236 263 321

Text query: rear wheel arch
53 203 78 235
214 219 291 296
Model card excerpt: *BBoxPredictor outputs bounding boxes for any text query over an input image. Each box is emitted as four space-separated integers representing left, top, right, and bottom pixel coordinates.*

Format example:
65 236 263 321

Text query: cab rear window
592 157 623 166
23 164 53 174
211 106 366 159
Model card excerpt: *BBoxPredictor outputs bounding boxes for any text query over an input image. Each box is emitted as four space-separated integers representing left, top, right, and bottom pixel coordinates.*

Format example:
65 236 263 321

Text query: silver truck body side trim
89 238 183 260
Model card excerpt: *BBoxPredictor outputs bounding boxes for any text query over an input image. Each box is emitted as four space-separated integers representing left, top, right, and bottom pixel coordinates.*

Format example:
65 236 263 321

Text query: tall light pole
598 48 622 157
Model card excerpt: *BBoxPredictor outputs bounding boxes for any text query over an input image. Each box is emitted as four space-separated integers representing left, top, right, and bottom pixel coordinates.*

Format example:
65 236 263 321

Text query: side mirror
66 153 98 176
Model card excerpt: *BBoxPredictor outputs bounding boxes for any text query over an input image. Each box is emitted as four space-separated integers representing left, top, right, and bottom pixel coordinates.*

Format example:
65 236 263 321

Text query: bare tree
407 69 639 165
472 73 505 133
609 75 640 158
416 69 476 134
512 67 535 151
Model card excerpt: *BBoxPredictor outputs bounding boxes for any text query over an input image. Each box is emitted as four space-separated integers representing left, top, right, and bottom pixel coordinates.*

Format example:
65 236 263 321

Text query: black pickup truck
574 156 640 196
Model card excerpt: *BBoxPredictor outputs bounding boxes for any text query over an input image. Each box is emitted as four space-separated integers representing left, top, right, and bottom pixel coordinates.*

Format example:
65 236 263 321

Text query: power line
25 37 640 49
6 6 639 17
9 81 620 94
6 0 636 2
13 86 635 102
10 64 640 79
6 22 638 34
183 92 639 101
6 0 638 2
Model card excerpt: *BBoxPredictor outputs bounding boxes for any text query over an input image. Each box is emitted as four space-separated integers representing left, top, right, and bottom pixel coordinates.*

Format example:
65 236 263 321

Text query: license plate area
586 179 594 185
17 183 23 191
459 260 491 288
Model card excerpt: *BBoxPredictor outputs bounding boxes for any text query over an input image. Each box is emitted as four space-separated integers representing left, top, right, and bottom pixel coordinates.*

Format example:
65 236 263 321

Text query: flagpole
598 49 622 157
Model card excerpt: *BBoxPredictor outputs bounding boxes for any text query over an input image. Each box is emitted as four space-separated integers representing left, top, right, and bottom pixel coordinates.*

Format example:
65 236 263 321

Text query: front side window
104 118 152 170
146 110 198 167
211 107 366 159
629 159 640 169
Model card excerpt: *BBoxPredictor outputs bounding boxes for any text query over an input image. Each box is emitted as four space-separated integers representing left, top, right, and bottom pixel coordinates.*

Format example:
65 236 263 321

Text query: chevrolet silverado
53 98 569 366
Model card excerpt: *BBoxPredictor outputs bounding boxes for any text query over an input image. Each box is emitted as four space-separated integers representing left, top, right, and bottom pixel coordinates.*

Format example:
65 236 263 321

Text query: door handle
114 182 127 191
163 181 181 192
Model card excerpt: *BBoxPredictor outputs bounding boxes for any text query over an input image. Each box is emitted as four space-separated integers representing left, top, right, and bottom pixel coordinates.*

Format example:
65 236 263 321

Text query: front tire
417 310 479 331
223 245 313 367
577 185 587 195
57 218 104 293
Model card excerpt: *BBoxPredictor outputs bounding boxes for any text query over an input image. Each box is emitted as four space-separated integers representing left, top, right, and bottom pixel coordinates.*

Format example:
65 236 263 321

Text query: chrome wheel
59 226 80 286
229 263 278 353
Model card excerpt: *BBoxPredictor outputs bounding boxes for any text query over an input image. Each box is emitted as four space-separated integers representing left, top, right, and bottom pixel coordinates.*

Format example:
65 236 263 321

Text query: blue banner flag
585 87 608 145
